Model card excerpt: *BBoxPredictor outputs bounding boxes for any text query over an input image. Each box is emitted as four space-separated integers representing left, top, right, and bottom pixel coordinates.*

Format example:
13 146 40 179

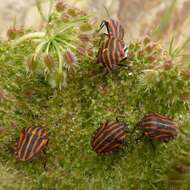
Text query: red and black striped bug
15 127 48 161
137 112 178 142
91 121 127 155
96 36 128 72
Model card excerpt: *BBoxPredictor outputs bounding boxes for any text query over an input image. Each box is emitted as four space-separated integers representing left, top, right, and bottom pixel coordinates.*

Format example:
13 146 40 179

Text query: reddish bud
143 36 151 45
26 55 37 72
44 54 54 70
64 49 76 65
145 45 153 53
56 1 66 12
163 60 173 70
7 27 23 40
147 56 156 63
60 13 70 22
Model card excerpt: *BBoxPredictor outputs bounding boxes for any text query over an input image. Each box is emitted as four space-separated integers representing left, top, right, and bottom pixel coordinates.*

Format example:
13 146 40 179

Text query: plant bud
26 55 37 72
163 60 173 70
56 1 66 12
145 45 153 53
67 8 77 17
64 49 76 65
79 23 92 32
44 54 54 70
143 36 151 46
147 56 156 63
7 27 23 40
60 13 70 22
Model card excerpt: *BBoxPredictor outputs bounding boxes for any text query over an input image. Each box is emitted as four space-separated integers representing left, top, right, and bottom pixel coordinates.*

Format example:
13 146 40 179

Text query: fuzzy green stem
13 32 45 46
47 0 54 22
55 38 76 50
57 17 88 35
36 0 48 22
53 41 63 73
34 41 47 60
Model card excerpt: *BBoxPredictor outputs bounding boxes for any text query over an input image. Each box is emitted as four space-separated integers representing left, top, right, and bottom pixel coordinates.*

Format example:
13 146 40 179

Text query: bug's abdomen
15 127 48 161
138 113 178 142
96 37 125 72
91 121 126 155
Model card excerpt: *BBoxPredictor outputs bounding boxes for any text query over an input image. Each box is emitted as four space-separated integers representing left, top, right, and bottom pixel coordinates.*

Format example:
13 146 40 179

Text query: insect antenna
103 4 111 19
98 4 111 33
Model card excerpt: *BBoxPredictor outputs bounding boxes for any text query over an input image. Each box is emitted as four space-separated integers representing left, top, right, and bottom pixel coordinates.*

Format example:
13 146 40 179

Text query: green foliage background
1 4 190 190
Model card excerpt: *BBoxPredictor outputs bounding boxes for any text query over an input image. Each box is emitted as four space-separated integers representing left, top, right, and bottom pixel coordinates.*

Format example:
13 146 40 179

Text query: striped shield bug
96 36 128 72
91 121 128 155
15 127 48 161
137 112 178 142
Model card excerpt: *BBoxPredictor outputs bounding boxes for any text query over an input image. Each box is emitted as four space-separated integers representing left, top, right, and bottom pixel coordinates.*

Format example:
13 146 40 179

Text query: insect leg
124 47 128 53
119 57 128 64
42 149 47 170
43 159 47 170
149 139 156 152
124 44 128 58
99 20 107 31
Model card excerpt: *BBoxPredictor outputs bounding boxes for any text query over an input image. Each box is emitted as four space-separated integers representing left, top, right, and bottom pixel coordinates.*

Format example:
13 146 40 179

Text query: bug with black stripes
91 121 128 155
96 36 128 72
15 127 48 161
137 112 178 142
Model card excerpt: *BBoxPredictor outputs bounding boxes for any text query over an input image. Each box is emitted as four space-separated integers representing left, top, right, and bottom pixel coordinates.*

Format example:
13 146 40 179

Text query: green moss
0 35 190 190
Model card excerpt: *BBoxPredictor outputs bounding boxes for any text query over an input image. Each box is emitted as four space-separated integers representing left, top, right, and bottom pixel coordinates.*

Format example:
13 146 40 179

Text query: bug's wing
15 128 27 160
33 138 48 156
23 128 48 160
26 137 48 160
102 48 115 71
29 128 48 160
15 128 26 150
